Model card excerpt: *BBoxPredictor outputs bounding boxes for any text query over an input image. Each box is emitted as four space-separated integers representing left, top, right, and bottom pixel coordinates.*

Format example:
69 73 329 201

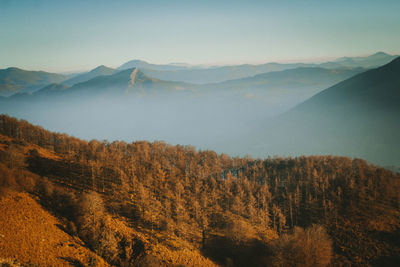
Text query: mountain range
0 65 365 127
330 51 398 68
119 52 397 84
118 59 191 71
0 52 395 96
0 52 398 167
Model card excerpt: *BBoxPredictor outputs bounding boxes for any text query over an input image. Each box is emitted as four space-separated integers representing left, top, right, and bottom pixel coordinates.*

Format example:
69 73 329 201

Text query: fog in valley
1 56 399 167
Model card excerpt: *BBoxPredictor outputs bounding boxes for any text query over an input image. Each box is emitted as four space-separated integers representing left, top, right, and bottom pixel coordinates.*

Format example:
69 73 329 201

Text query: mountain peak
368 51 391 59
63 65 115 86
371 51 389 56
128 59 148 64
6 67 21 71
90 65 114 73
118 59 188 71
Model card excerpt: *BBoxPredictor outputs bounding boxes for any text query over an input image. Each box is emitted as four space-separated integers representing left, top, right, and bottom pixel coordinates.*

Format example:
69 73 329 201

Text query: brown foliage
271 224 333 267
1 114 400 266
76 192 106 248
1 145 26 170
0 164 17 194
225 217 257 245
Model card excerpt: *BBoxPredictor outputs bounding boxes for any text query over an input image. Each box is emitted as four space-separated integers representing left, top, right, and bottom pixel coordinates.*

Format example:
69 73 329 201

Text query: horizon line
1 51 398 74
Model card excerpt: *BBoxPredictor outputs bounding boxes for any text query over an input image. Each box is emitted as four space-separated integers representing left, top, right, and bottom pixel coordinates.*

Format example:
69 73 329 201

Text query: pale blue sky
1 0 399 72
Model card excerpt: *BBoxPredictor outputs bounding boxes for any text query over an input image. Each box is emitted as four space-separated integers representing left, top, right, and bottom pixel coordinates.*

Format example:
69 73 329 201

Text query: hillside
0 191 108 266
34 83 69 95
0 115 399 266
0 67 66 96
63 65 115 86
297 57 400 110
250 57 400 166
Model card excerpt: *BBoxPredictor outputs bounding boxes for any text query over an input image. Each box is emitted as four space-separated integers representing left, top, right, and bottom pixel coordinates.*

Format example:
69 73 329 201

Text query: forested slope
0 114 399 266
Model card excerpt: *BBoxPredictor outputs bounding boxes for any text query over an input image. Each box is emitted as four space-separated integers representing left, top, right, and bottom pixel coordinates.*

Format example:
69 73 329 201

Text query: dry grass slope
0 191 108 267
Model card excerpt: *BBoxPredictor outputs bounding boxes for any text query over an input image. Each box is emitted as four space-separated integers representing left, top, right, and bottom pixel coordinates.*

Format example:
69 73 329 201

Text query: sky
1 0 399 72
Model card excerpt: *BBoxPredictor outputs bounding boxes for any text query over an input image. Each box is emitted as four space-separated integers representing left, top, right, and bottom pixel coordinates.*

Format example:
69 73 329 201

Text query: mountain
328 51 398 69
117 53 396 84
138 62 316 84
0 67 66 96
250 57 400 166
118 59 189 71
61 68 194 98
298 57 400 111
62 65 115 86
211 67 364 92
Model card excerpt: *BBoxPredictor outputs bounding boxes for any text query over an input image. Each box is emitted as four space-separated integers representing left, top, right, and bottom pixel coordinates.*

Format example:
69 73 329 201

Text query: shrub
76 191 106 248
0 258 22 267
98 226 120 262
3 145 26 170
18 173 36 192
225 218 257 245
35 177 54 200
0 164 17 197
135 255 162 267
52 187 78 219
271 224 333 267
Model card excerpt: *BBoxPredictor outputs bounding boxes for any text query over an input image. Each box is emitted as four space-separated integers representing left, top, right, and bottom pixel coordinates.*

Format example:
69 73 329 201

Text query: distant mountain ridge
331 52 398 68
0 67 66 96
119 52 397 84
63 65 115 86
1 65 364 105
118 59 189 71
1 52 396 95
25 68 195 99
213 67 365 90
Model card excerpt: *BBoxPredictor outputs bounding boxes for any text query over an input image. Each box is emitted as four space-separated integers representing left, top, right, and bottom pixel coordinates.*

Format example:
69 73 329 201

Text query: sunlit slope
0 191 107 266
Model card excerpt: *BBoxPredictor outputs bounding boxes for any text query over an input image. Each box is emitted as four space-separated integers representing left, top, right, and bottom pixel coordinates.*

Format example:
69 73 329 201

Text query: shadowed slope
63 65 115 86
0 68 66 96
252 57 400 166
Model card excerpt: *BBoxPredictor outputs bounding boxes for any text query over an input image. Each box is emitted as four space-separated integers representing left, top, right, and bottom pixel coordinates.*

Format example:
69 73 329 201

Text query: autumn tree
271 224 333 267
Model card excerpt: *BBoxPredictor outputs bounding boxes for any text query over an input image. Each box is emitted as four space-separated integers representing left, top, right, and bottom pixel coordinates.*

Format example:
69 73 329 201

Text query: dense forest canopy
1 114 399 266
